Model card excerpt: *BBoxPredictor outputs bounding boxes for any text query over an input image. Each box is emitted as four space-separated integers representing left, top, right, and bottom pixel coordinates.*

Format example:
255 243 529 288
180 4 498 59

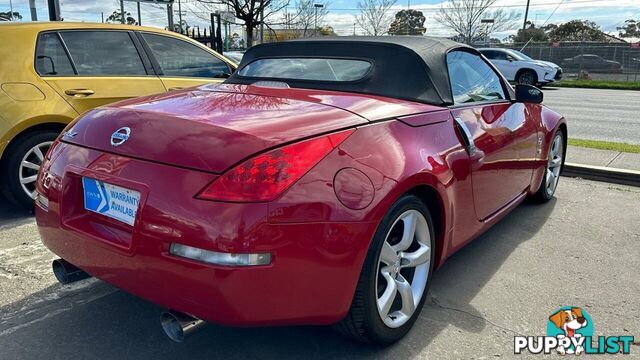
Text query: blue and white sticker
82 177 140 226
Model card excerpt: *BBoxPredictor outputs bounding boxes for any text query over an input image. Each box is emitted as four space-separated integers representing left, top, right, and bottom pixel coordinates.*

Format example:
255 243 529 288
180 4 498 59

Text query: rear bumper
38 212 374 326
35 142 375 326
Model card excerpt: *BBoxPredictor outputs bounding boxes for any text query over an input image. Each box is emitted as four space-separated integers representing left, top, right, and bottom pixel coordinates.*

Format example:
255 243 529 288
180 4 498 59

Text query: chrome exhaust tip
52 259 90 284
161 310 205 342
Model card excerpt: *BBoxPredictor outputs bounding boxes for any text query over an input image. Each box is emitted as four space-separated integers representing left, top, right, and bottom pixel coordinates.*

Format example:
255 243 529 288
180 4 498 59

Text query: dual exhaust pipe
52 259 205 342
160 310 206 342
52 259 90 284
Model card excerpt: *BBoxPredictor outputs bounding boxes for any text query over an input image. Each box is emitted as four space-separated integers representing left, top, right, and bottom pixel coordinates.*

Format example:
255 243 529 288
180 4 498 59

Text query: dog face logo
547 307 593 355
549 307 588 338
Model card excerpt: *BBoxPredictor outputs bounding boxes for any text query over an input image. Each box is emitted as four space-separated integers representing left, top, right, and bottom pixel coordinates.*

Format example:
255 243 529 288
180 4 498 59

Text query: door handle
453 117 477 156
64 89 95 96
168 87 185 91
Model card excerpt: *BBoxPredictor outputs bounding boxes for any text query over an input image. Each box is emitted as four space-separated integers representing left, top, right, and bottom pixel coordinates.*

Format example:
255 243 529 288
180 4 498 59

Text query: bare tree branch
288 0 329 37
434 0 519 44
193 0 290 46
356 0 396 36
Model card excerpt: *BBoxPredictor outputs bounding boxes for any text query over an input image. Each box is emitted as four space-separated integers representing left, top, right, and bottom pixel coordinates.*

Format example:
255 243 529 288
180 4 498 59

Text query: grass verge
553 80 640 90
569 138 640 154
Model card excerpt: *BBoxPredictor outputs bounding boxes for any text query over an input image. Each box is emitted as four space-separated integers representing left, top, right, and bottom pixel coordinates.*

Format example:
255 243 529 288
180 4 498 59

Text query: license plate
82 177 140 226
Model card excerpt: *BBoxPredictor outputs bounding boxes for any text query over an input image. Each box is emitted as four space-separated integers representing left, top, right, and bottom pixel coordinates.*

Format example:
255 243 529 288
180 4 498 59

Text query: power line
272 0 638 13
540 0 566 26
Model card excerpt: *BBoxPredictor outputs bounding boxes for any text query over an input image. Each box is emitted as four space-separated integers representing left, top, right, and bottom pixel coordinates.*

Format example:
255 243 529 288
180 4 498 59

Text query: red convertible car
36 37 566 344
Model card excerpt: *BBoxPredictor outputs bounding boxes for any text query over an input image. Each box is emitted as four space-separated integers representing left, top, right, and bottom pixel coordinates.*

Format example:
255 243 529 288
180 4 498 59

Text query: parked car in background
0 22 236 209
478 48 562 86
222 51 245 64
37 37 566 345
561 54 623 73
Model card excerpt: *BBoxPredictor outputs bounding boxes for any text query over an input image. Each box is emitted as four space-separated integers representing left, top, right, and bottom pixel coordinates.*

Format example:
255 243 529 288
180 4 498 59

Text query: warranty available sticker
514 306 635 355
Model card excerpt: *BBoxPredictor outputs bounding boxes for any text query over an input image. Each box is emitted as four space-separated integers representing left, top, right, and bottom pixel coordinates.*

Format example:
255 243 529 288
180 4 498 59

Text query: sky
1 0 640 40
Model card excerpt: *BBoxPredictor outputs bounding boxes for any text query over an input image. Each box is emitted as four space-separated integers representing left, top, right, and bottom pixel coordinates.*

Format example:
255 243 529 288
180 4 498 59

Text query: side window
142 33 231 78
481 50 508 61
35 33 75 76
59 31 147 76
495 51 510 61
480 50 494 59
447 51 506 104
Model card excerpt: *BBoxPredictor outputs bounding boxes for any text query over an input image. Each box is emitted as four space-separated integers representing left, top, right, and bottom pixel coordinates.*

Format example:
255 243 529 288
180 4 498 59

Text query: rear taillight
197 129 355 202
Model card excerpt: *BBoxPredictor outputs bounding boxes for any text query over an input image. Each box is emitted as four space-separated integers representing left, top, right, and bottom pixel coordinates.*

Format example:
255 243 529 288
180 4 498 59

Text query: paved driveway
543 87 640 145
1 178 639 359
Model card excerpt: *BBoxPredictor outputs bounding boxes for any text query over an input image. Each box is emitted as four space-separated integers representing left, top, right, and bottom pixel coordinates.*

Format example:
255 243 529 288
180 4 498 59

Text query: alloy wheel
375 209 431 328
545 134 563 196
519 72 535 85
19 141 52 200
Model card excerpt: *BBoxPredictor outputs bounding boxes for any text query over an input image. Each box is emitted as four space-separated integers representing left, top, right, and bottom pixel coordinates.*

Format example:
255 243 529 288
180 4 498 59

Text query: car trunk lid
61 88 369 173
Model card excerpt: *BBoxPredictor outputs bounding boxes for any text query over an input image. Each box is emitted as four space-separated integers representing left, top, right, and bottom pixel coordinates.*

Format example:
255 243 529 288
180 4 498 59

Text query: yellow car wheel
1 130 58 210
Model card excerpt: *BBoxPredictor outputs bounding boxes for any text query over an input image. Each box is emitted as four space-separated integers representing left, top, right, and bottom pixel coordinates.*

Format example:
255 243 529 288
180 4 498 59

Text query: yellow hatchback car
0 22 236 209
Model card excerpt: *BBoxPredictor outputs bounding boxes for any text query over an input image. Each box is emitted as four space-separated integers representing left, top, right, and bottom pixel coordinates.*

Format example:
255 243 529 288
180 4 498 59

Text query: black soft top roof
225 36 477 106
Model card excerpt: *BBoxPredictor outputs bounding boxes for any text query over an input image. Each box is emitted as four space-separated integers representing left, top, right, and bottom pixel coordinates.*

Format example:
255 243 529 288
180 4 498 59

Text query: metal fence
489 42 640 82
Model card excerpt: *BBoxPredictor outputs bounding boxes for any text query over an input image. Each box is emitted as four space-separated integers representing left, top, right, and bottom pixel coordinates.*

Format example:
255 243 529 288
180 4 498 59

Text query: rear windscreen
238 58 371 82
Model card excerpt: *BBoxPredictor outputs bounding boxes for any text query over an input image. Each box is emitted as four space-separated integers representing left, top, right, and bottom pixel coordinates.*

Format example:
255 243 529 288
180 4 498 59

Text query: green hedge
553 80 640 90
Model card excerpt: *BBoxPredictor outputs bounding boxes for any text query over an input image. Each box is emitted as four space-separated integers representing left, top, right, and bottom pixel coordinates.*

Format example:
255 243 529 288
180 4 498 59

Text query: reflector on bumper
35 192 49 212
169 243 271 267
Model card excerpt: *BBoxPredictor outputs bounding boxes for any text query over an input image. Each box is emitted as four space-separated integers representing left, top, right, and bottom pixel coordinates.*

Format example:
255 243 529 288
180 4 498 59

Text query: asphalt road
543 87 640 145
1 177 639 359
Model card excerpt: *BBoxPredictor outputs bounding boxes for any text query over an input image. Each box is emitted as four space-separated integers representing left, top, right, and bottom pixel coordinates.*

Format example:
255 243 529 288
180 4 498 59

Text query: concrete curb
561 162 640 187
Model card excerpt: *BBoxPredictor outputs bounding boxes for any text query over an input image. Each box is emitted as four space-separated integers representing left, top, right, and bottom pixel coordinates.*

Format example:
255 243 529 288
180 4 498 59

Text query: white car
223 51 245 64
478 48 562 86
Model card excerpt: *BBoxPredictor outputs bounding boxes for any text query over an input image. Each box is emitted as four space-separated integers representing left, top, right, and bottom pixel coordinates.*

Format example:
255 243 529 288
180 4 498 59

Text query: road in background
1 178 639 358
543 87 640 145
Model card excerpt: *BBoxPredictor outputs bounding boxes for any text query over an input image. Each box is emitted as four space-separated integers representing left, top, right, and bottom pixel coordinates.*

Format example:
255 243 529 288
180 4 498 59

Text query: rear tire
517 70 538 85
334 195 435 344
0 130 58 210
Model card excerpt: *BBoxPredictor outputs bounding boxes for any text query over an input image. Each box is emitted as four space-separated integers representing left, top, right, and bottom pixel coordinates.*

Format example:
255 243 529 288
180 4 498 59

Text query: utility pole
47 0 61 21
101 11 104 23
8 0 13 20
120 0 125 24
260 0 264 44
314 3 324 37
481 18 494 45
29 0 37 21
353 23 356 36
167 2 174 30
137 2 141 25
522 0 531 30
178 0 183 31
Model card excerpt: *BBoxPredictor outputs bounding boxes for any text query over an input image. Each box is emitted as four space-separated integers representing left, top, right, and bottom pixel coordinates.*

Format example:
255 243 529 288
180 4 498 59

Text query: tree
355 0 396 36
105 9 138 25
434 0 519 44
318 25 336 36
194 0 290 47
172 19 190 33
292 0 329 37
547 20 607 41
388 9 426 35
510 23 549 43
0 11 22 21
617 19 640 38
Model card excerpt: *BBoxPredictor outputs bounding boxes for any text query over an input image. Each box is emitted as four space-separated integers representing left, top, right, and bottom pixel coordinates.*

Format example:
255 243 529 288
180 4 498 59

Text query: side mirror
515 84 543 104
